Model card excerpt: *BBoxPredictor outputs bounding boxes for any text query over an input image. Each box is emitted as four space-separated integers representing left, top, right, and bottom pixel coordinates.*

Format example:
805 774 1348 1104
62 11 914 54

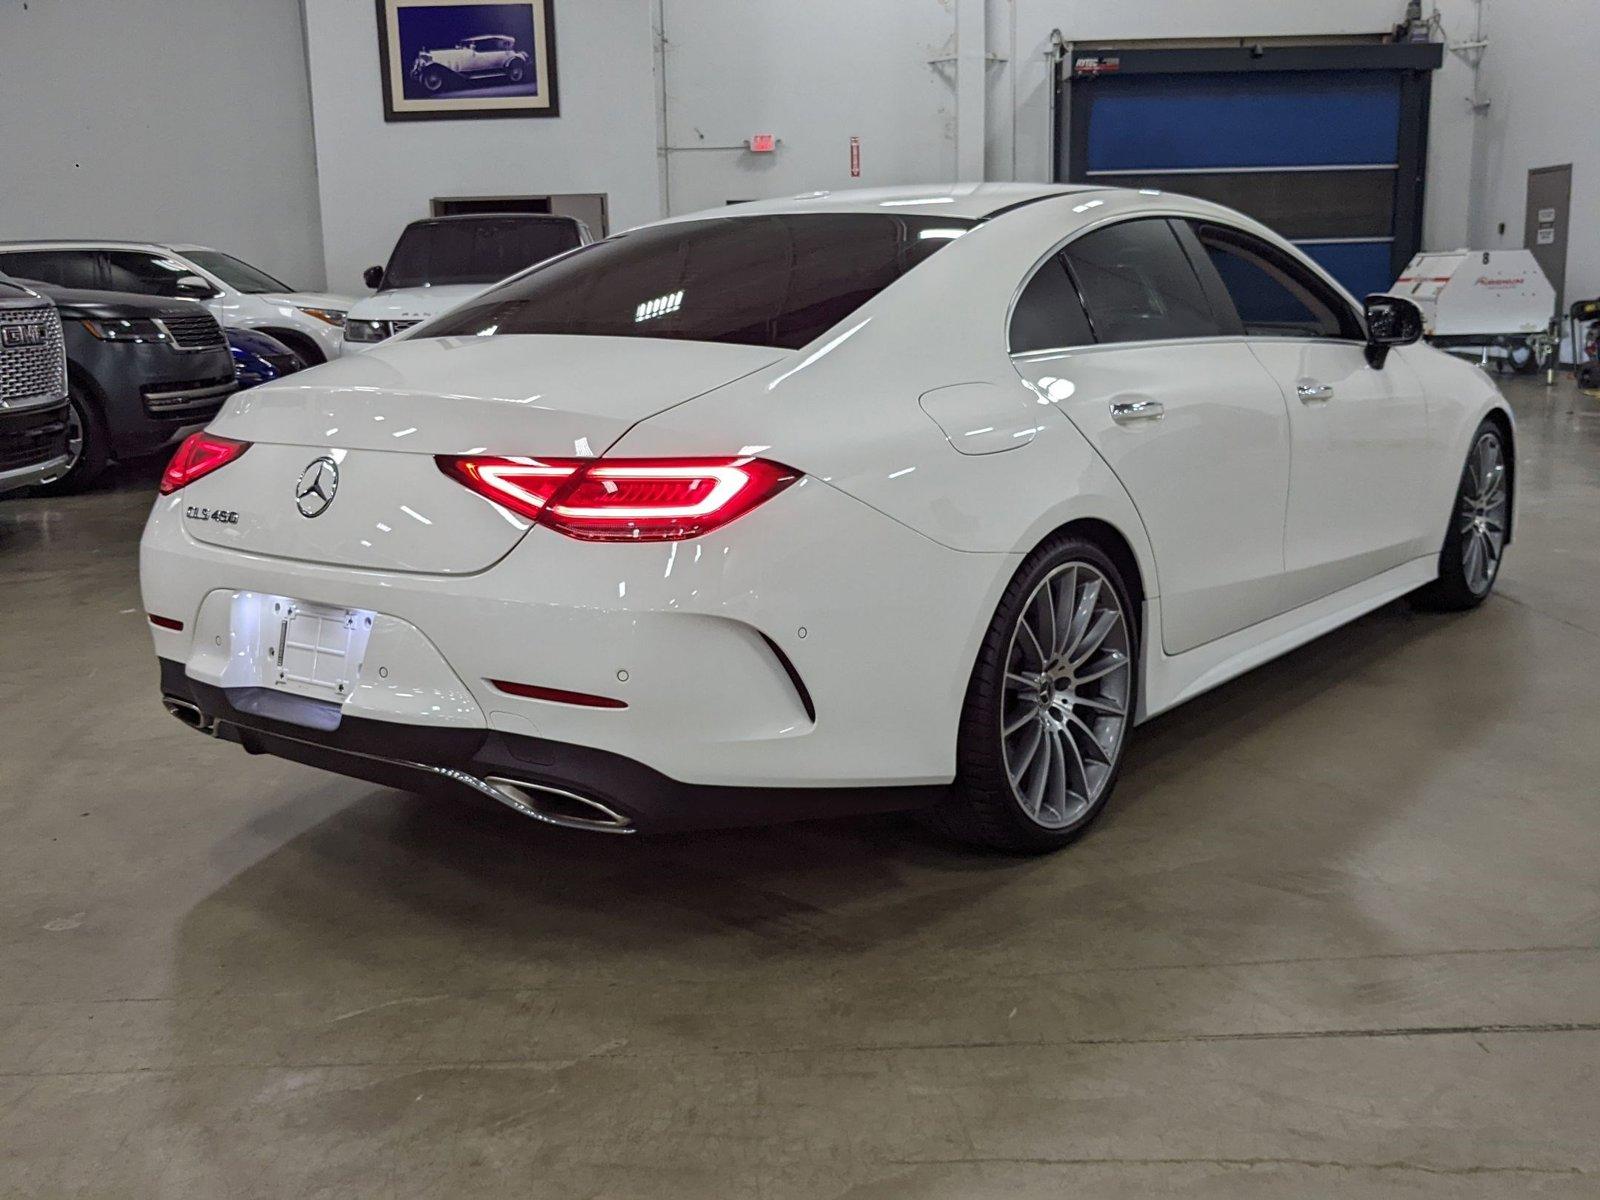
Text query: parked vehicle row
0 213 589 494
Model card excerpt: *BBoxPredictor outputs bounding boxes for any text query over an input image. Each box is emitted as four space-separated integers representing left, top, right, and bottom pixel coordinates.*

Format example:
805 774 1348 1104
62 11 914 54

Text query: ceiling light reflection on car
635 290 684 323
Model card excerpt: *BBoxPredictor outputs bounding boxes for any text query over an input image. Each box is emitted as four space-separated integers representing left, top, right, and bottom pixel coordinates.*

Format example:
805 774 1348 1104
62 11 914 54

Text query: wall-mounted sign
748 133 776 153
1537 227 1556 245
376 0 560 123
1538 207 1557 224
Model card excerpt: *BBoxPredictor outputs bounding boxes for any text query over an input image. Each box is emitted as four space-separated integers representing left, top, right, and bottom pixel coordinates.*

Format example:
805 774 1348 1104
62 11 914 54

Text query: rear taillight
159 432 250 495
436 455 800 541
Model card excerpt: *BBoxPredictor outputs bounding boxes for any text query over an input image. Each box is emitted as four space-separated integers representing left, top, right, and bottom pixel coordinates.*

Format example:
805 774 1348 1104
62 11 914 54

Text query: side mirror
1363 293 1424 368
363 265 385 290
175 274 217 299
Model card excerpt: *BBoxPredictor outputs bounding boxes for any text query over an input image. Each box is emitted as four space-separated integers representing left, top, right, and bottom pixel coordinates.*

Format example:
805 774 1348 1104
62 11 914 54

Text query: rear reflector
490 679 628 709
437 455 800 541
148 613 184 631
159 432 250 495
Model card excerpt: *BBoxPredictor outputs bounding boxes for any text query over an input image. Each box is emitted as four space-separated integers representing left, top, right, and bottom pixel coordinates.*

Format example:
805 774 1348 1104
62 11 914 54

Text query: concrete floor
1 375 1597 1198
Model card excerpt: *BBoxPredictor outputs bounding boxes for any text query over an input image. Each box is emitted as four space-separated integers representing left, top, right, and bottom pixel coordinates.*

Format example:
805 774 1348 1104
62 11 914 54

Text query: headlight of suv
344 319 388 343
80 318 170 344
294 306 346 328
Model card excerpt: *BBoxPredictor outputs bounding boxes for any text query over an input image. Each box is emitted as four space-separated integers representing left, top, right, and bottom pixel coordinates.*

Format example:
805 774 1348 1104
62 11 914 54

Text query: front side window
1061 219 1221 344
1009 255 1093 354
382 218 583 290
426 213 976 350
182 250 290 295
1194 224 1360 340
101 251 207 297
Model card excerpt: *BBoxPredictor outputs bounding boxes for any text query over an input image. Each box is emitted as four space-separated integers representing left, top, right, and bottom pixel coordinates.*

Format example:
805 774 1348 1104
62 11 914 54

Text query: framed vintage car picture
376 0 558 121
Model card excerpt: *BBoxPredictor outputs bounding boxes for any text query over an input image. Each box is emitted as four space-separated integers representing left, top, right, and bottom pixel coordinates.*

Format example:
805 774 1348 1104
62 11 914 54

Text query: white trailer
1391 249 1558 373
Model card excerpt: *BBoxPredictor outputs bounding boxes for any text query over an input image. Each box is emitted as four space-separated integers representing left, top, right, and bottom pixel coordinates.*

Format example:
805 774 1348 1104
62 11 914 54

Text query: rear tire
933 536 1138 854
36 387 108 495
1411 418 1509 611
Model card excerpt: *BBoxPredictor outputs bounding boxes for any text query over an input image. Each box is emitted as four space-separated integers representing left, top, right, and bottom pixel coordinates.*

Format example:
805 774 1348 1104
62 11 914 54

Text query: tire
1577 361 1600 391
1508 340 1539 374
507 59 526 83
421 66 447 93
1411 419 1510 611
933 535 1139 854
36 387 109 495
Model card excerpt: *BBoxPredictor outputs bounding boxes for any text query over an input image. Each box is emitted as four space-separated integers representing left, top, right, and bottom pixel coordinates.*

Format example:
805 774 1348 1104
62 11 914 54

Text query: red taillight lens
159 432 250 495
436 455 800 541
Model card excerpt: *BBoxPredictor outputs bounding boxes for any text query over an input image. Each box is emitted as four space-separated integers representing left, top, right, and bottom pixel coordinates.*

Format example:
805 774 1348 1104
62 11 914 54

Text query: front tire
935 536 1138 853
1412 419 1510 611
36 387 108 495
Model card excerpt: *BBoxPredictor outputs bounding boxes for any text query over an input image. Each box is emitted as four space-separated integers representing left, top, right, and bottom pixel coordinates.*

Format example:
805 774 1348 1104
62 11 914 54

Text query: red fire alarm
748 133 776 153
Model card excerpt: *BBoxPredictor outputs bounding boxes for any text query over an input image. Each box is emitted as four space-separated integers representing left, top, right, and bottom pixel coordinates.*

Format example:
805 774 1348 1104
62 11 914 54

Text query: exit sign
747 133 776 153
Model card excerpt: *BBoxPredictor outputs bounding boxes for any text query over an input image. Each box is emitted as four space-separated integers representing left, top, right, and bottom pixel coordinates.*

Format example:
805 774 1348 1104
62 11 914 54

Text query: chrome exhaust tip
162 696 215 736
482 776 633 833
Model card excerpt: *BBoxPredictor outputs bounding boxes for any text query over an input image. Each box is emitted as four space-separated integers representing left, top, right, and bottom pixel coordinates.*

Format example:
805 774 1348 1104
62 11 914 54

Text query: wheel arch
1021 516 1149 650
254 326 324 366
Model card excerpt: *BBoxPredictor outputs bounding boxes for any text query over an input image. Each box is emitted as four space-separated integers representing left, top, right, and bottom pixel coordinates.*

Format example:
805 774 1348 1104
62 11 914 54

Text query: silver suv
0 276 70 496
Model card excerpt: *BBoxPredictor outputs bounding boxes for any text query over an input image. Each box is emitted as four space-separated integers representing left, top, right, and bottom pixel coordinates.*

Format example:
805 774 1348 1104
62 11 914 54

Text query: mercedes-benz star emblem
295 456 340 518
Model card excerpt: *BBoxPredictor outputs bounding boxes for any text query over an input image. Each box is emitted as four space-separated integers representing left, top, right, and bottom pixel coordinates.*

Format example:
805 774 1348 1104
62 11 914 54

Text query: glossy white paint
141 184 1512 795
0 240 353 362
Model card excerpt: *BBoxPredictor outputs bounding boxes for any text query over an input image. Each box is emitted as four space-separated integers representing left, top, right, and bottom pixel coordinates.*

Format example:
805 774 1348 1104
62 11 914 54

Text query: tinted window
1195 225 1361 340
382 218 583 289
184 250 291 294
1062 219 1220 344
0 250 100 290
101 250 212 297
426 214 976 350
1009 255 1093 353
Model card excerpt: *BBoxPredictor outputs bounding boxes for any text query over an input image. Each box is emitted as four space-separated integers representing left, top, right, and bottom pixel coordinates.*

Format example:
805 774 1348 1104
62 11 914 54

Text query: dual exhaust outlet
161 694 633 834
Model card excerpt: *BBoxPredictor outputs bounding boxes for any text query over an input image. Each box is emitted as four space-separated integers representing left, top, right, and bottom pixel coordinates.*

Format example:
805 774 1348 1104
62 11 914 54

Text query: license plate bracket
268 601 373 702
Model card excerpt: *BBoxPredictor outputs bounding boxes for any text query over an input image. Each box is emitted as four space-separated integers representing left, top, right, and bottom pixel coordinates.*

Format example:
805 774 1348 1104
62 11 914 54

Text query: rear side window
425 214 976 350
382 218 584 289
0 249 99 290
1009 255 1094 353
1194 224 1362 340
1062 219 1221 344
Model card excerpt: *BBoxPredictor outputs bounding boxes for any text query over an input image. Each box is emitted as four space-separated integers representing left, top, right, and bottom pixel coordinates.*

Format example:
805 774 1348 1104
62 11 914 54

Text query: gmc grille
0 305 68 405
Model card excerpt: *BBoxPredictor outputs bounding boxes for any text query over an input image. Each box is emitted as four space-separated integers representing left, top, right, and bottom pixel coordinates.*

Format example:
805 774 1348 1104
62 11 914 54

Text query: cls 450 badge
185 505 240 525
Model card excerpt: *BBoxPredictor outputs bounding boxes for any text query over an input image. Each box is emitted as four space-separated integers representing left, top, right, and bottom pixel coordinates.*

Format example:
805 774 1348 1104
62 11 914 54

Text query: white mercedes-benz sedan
142 184 1513 852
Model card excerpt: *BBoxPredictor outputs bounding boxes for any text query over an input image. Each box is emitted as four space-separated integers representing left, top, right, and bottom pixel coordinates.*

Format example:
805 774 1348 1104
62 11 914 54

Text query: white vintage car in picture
411 35 531 93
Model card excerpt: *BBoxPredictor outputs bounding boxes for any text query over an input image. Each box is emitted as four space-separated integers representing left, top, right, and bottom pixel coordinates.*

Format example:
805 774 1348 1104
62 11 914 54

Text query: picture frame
376 0 559 122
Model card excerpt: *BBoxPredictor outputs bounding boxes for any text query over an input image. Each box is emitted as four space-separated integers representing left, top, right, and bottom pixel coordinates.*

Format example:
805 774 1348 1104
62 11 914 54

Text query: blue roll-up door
1061 45 1442 300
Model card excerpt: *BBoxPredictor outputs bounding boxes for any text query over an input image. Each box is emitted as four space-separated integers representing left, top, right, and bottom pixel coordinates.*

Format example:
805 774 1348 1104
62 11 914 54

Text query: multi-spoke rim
63 400 84 471
1001 561 1133 829
1459 430 1508 595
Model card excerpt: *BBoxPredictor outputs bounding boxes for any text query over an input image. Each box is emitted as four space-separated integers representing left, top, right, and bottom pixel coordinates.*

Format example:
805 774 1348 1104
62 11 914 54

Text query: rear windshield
424 213 977 350
383 218 583 289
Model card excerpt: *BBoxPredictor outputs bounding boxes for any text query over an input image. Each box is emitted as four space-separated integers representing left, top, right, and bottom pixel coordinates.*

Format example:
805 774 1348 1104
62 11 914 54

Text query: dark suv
0 276 71 496
19 282 236 491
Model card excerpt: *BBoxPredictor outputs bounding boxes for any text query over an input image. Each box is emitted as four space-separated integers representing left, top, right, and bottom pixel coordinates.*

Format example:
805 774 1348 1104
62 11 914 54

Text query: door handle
1297 383 1335 403
1110 399 1164 424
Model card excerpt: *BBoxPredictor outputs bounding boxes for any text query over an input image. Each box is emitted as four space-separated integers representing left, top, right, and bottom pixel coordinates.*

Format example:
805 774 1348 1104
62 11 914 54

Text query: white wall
0 0 327 290
302 0 661 294
1466 0 1600 308
656 0 958 214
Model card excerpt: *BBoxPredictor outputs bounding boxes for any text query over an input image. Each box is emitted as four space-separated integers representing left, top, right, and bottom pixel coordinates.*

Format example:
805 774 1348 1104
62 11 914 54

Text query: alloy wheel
1459 429 1508 595
1001 562 1133 829
63 400 85 471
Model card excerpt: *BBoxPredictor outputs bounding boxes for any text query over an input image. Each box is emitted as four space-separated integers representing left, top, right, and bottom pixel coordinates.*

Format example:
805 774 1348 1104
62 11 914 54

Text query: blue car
228 327 305 389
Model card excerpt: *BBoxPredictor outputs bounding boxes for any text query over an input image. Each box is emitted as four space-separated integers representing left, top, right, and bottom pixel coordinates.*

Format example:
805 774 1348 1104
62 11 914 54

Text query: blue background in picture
397 4 539 99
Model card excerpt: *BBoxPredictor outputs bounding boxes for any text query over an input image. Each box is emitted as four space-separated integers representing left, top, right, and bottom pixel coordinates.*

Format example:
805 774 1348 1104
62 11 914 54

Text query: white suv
343 214 588 354
0 242 353 364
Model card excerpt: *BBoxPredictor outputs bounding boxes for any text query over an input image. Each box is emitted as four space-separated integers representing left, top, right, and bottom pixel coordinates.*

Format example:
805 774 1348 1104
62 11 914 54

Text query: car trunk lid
179 334 783 574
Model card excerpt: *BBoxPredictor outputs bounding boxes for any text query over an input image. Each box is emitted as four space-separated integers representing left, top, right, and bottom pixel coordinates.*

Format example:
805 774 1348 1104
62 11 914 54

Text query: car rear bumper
157 658 946 833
